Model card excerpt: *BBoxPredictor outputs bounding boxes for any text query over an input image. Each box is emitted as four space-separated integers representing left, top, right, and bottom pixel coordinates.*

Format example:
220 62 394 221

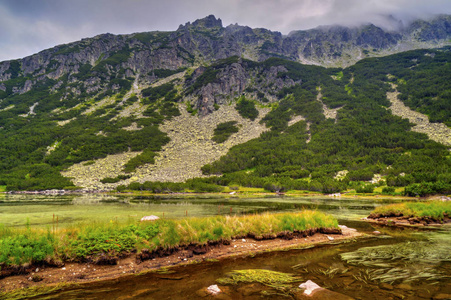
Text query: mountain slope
0 15 450 193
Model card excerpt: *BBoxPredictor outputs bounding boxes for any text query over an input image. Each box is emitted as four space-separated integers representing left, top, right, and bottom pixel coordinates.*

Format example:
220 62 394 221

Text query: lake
1 193 450 299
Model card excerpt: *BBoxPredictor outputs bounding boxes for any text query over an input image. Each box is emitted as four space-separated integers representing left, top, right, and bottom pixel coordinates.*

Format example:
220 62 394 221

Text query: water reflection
2 194 449 299
45 226 451 299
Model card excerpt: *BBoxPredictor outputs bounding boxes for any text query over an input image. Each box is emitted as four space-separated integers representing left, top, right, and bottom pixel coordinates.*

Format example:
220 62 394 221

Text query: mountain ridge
0 15 450 194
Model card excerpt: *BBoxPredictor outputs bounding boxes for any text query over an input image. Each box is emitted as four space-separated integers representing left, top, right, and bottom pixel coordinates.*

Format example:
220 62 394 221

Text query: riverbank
365 201 451 227
0 225 361 297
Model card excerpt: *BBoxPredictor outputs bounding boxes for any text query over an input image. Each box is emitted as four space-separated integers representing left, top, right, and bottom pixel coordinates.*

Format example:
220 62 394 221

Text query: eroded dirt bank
0 227 361 294
365 213 451 228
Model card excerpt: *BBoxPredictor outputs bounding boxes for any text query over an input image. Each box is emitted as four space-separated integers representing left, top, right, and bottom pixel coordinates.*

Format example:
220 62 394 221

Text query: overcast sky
1 0 450 62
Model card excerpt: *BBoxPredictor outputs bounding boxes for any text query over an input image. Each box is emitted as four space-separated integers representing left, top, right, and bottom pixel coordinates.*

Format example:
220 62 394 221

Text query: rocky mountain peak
178 14 223 31
193 14 223 28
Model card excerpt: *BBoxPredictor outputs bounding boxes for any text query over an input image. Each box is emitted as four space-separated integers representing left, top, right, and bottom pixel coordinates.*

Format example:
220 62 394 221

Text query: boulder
140 215 160 221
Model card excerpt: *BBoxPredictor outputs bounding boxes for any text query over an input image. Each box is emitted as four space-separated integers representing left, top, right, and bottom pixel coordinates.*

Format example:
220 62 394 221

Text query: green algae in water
340 232 451 284
0 283 77 300
217 269 302 290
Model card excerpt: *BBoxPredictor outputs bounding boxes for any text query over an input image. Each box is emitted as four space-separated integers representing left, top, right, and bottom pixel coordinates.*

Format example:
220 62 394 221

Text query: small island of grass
367 201 451 226
0 211 340 281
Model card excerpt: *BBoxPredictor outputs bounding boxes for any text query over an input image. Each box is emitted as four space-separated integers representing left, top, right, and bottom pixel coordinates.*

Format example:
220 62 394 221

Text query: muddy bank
365 213 451 227
0 227 361 294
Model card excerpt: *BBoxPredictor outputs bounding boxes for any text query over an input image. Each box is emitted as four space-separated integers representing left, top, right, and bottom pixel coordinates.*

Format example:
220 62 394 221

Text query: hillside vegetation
0 15 450 195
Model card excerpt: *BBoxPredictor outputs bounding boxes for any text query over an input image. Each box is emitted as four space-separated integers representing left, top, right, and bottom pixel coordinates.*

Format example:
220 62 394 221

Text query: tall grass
371 201 451 220
0 211 338 267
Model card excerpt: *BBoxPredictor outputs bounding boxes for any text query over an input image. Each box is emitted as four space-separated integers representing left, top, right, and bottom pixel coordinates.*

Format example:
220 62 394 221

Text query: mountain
0 15 450 194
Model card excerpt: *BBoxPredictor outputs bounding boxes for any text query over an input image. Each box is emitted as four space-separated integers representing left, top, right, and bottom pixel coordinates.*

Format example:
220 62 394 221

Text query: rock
196 285 232 299
299 280 321 295
297 280 354 299
339 225 357 232
236 283 263 296
207 284 221 295
140 215 160 221
395 283 412 291
380 283 394 290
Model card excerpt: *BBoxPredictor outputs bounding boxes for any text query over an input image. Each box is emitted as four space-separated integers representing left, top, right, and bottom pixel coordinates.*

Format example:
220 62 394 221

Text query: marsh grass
0 211 338 267
371 201 451 220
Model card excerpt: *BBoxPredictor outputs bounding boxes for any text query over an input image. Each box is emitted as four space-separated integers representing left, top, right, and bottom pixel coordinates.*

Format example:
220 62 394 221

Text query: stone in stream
207 285 221 295
196 285 232 299
299 280 321 295
296 280 354 299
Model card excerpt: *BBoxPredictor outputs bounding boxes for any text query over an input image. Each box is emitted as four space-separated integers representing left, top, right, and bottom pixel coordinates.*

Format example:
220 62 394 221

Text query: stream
1 194 450 299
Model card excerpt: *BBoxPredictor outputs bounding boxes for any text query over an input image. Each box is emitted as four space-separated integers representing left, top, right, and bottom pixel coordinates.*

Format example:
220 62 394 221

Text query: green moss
0 283 75 300
217 269 302 291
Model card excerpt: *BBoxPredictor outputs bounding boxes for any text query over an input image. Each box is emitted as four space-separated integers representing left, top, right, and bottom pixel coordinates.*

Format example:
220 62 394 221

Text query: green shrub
382 186 396 195
404 181 451 197
356 184 375 193
124 150 158 173
100 175 131 184
141 83 175 104
236 96 259 121
0 231 55 265
212 121 239 143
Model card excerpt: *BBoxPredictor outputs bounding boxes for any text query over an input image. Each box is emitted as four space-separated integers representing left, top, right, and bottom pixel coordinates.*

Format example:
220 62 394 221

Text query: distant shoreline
3 189 449 201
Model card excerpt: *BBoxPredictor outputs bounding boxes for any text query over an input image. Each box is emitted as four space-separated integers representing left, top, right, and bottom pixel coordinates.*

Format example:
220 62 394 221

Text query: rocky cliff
1 14 451 99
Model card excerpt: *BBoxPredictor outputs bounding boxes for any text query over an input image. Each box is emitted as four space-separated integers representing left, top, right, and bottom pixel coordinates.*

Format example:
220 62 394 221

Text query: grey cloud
0 0 450 61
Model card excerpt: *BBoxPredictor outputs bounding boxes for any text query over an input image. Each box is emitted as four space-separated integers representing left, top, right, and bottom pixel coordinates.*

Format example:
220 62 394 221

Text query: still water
1 194 450 299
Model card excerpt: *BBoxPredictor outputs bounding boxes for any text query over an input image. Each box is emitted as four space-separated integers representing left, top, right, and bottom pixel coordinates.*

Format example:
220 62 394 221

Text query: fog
0 0 450 61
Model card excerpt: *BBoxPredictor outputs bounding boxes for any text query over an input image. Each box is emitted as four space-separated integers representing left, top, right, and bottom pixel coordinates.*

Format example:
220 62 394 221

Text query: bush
404 181 451 197
124 150 158 173
356 184 375 193
382 186 396 195
0 231 55 265
236 96 259 121
100 175 131 184
263 182 285 193
212 121 239 143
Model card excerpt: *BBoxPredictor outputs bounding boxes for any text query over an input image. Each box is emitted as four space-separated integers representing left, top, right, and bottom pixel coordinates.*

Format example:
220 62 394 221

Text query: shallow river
1 194 450 299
